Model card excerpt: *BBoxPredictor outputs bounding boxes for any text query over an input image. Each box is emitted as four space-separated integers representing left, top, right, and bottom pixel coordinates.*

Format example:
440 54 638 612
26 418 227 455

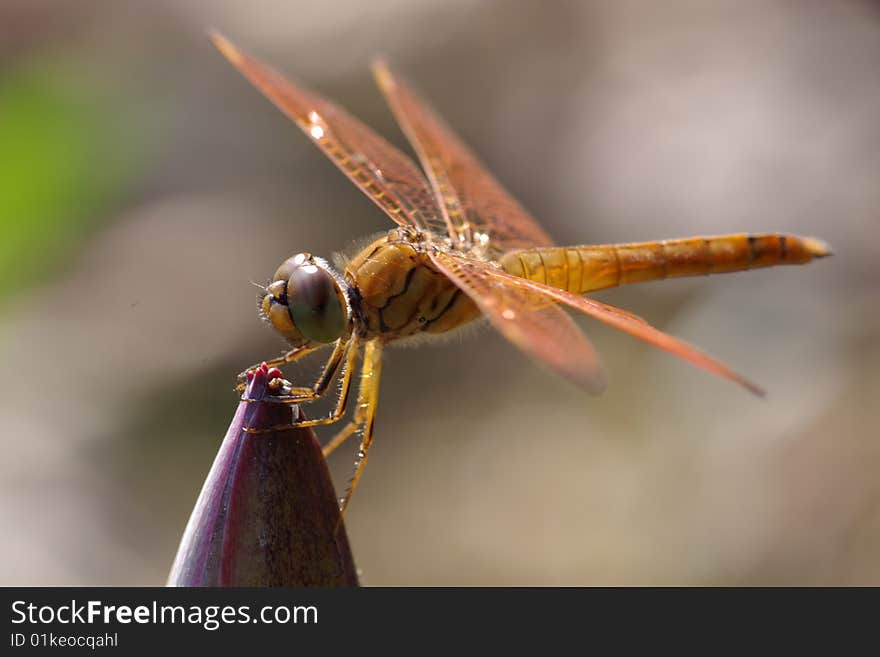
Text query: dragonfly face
259 253 352 348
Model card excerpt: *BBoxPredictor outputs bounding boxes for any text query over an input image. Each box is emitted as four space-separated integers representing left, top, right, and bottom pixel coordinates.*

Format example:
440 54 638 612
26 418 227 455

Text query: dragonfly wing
372 60 554 254
458 259 764 396
211 32 447 235
430 252 606 394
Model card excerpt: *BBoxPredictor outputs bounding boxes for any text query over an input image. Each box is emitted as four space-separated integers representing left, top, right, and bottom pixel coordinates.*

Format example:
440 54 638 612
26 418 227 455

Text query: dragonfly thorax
259 253 352 347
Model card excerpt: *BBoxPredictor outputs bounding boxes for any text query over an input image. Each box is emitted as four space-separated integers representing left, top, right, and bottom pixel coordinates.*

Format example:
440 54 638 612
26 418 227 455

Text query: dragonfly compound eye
287 259 347 344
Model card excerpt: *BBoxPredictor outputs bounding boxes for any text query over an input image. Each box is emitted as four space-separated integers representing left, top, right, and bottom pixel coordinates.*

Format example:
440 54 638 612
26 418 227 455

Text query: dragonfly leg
235 344 322 392
321 421 359 459
320 339 383 458
334 339 383 523
241 339 347 404
243 340 358 434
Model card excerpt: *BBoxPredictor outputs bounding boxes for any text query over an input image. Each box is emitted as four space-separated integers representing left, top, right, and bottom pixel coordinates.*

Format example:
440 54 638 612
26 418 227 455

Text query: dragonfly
211 32 831 516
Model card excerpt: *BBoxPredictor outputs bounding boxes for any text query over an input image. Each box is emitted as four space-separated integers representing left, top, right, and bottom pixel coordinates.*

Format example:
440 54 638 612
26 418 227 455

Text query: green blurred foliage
0 59 139 306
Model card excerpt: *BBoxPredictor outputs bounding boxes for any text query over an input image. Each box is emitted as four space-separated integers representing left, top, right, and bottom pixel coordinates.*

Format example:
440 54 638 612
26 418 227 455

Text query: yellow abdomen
500 233 831 294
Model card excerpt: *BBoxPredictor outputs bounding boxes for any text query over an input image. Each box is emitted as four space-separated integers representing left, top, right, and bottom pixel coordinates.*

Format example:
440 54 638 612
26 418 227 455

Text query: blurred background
1 0 878 585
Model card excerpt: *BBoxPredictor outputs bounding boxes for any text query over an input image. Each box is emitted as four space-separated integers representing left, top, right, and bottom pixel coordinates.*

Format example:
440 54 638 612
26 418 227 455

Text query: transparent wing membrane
372 60 555 256
455 257 764 396
431 251 606 393
211 32 448 236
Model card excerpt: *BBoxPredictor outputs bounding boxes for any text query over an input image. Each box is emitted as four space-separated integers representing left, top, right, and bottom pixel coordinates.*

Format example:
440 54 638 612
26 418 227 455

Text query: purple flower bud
168 363 358 586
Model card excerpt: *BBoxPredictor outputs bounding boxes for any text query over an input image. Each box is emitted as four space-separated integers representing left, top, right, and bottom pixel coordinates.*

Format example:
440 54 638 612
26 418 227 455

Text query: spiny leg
235 344 322 392
244 339 359 434
242 338 347 404
336 339 384 521
291 342 358 427
321 339 382 458
321 421 359 459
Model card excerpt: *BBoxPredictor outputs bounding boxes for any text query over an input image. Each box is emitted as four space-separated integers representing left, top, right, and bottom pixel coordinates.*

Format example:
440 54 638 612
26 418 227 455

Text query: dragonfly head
258 253 350 346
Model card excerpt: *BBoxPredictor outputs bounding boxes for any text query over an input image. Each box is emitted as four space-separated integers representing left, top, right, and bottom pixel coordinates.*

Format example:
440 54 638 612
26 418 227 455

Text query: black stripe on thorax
423 289 463 329
377 263 418 310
